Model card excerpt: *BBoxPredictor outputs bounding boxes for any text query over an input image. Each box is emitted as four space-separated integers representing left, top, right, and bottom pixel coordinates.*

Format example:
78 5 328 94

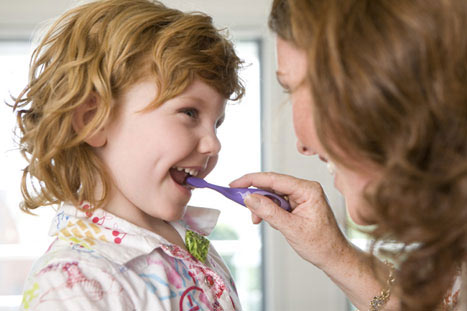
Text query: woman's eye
181 108 199 119
216 116 225 128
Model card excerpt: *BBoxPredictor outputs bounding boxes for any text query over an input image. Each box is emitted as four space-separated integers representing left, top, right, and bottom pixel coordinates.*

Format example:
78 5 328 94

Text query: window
191 40 263 311
0 41 58 311
0 40 262 310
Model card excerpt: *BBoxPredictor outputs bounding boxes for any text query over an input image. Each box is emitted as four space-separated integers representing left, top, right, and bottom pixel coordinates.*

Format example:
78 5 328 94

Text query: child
13 0 245 310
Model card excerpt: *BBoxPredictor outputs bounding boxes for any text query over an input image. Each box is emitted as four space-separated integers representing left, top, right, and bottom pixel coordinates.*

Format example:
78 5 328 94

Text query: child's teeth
172 166 199 177
182 168 199 176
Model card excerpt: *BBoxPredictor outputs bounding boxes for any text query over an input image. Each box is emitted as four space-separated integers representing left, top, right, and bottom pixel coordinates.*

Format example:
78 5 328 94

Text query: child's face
96 78 225 224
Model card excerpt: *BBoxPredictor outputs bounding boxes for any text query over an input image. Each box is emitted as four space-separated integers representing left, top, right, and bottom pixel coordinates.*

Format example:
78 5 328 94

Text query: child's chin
161 206 187 222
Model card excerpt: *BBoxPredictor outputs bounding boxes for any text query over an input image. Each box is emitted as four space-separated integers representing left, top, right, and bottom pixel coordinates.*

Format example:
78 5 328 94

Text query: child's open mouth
170 167 199 187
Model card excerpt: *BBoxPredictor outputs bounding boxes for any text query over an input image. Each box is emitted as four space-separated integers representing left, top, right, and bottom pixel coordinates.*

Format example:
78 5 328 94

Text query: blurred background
0 1 364 310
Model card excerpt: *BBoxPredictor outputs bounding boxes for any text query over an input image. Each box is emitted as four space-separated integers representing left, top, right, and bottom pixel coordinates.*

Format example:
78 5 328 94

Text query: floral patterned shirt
20 202 241 311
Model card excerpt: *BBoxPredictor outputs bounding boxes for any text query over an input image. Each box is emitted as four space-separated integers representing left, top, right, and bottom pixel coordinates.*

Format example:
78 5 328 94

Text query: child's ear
72 94 107 147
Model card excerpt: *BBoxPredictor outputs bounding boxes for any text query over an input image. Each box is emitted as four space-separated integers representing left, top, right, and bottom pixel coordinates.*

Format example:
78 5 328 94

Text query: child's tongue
170 168 188 185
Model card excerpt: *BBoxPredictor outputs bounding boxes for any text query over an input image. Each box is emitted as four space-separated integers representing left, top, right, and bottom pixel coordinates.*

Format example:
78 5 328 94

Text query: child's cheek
205 155 219 175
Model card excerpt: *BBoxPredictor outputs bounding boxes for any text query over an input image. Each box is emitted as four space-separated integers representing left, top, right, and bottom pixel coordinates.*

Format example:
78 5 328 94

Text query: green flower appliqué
185 230 210 263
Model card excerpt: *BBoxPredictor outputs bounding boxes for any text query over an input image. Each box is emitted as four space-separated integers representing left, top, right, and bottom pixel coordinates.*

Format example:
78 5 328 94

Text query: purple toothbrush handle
185 177 291 212
233 188 292 212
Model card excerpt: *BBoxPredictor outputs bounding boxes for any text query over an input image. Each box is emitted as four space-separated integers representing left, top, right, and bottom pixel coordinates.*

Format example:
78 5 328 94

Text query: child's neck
147 219 187 251
134 216 188 251
101 202 187 251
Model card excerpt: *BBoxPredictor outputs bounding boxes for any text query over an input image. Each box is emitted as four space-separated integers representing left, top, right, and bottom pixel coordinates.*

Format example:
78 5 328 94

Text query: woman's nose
198 130 221 156
296 140 314 156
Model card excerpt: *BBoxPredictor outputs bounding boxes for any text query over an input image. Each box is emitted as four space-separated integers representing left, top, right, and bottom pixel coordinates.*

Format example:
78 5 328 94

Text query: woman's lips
319 155 328 163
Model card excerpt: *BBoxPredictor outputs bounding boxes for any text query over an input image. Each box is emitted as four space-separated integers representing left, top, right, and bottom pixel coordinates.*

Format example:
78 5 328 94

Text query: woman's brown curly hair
13 0 244 213
270 0 467 309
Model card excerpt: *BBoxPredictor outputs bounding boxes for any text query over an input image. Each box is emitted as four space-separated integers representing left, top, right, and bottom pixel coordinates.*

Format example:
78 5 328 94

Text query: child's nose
198 130 221 156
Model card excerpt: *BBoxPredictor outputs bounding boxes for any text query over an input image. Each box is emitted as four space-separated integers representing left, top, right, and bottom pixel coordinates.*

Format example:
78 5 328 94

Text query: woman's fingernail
244 195 259 208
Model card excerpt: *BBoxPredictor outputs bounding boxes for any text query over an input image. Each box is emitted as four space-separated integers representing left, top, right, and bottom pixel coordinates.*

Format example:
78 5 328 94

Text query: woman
231 0 467 310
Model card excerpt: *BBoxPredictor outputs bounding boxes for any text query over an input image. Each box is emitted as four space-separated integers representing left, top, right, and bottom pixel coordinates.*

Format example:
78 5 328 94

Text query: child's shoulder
30 237 122 278
21 239 137 311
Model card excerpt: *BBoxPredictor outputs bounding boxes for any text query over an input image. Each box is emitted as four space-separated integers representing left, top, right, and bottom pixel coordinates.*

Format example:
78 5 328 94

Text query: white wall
0 0 346 309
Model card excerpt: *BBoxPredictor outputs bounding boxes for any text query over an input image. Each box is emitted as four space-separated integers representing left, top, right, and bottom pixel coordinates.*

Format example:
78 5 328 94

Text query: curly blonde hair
13 0 244 213
270 0 467 309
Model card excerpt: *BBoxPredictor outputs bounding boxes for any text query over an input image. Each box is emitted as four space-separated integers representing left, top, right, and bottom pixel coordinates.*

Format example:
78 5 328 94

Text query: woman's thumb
244 194 291 230
244 194 261 208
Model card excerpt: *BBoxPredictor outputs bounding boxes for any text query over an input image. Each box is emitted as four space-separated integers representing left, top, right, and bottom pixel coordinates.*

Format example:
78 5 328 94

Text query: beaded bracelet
358 261 395 311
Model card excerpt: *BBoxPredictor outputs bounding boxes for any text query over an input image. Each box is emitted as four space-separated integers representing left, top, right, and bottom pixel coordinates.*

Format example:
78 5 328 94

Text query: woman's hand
231 172 400 310
230 172 350 270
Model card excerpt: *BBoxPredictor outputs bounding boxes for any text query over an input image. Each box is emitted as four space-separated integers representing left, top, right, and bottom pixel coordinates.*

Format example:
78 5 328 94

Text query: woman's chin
348 208 377 227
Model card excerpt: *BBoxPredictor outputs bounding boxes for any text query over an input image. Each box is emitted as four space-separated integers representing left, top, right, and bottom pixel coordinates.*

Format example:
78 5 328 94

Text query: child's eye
180 108 199 119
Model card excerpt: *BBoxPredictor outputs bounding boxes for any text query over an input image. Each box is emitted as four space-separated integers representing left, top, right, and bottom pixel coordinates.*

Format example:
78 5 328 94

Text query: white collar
49 202 220 265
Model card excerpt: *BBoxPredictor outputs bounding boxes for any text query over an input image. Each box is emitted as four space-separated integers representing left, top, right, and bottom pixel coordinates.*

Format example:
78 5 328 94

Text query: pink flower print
38 262 106 305
212 300 225 311
189 266 226 299
62 262 104 301
161 244 193 262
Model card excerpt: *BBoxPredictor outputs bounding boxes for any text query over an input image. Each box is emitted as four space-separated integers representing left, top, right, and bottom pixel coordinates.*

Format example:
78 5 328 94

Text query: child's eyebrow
179 95 205 103
179 95 226 110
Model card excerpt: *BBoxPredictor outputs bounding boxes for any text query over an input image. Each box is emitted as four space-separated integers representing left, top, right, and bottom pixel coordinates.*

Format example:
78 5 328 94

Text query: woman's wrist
319 242 399 310
314 229 354 272
357 261 395 311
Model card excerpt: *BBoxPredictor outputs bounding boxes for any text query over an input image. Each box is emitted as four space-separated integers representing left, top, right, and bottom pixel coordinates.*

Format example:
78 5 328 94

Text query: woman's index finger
230 172 300 196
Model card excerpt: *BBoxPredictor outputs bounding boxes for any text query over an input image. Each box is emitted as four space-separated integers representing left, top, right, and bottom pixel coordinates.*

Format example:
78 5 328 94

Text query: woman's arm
325 243 399 310
231 172 400 310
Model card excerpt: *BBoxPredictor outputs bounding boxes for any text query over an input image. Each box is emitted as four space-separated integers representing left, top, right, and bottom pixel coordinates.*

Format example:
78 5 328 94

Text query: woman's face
275 37 376 225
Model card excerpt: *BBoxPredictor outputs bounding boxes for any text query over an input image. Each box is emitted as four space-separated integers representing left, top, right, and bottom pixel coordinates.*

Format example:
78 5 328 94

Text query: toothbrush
185 176 292 212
